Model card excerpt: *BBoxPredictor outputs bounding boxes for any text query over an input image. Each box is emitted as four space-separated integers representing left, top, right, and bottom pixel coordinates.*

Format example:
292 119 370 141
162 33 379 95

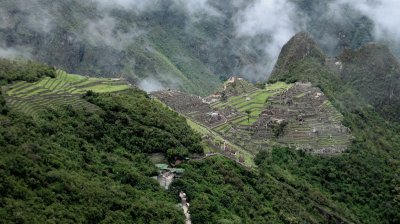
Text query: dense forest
0 60 202 223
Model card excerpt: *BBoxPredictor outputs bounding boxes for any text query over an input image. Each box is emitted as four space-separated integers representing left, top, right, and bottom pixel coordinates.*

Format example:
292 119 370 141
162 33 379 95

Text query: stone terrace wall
252 82 351 154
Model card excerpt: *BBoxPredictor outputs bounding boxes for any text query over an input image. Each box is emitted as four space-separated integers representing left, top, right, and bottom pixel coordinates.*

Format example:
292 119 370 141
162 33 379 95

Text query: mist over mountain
1 0 399 94
1 1 400 223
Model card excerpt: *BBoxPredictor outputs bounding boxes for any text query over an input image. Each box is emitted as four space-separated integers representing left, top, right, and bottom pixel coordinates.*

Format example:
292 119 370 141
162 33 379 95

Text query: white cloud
329 0 400 41
138 77 166 92
82 16 144 50
234 0 301 76
182 0 221 17
0 47 32 59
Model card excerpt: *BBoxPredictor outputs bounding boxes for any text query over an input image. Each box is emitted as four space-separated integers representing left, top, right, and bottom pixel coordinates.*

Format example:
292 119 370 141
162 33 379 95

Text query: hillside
271 32 326 79
0 59 205 223
155 32 400 223
271 32 400 122
267 32 400 223
0 59 371 223
0 30 399 222
338 44 400 121
0 0 395 96
1 1 400 220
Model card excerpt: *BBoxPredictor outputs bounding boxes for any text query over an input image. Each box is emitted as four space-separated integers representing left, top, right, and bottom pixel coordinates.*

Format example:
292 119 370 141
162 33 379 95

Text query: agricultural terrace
211 82 292 126
3 69 130 117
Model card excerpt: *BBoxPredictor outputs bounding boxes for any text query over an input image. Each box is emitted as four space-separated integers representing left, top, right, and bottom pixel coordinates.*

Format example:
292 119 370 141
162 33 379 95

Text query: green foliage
338 44 400 122
82 89 203 154
0 59 56 84
172 156 359 223
220 91 227 102
0 85 204 222
271 121 288 138
254 82 266 89
0 92 8 115
245 109 251 123
166 147 189 162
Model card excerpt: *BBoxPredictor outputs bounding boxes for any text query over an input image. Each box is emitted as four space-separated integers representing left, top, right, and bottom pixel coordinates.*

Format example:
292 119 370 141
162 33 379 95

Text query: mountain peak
270 32 326 79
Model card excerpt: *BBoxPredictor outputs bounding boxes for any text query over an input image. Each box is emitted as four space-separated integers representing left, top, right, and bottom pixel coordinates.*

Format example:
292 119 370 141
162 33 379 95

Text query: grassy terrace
190 82 294 164
207 81 351 157
4 70 130 116
212 82 292 127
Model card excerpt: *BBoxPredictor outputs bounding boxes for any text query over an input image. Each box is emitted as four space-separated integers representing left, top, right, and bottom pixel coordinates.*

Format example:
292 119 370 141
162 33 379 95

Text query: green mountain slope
267 32 400 223
0 58 375 224
0 0 391 96
152 35 400 221
0 59 203 223
172 156 360 223
338 44 400 121
269 32 364 113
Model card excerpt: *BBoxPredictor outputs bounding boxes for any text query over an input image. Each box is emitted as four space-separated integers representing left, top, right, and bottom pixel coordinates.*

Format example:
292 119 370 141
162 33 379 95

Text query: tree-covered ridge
172 156 360 223
83 90 202 155
0 62 203 222
0 59 56 85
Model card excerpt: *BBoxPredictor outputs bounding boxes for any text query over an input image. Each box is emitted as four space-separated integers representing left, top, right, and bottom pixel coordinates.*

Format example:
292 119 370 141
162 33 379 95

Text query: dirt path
179 191 191 224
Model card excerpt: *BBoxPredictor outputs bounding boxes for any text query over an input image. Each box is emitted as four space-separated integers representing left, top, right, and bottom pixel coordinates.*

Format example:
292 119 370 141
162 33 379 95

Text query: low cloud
234 0 301 78
183 0 222 18
138 77 166 93
82 16 144 50
2 0 400 84
138 72 184 93
0 47 32 59
329 0 400 42
95 0 160 12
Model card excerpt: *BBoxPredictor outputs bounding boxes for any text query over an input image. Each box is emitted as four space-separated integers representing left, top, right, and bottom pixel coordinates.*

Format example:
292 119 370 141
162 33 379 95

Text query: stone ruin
154 164 185 190
152 82 351 155
251 82 351 153
204 77 259 102
152 89 240 128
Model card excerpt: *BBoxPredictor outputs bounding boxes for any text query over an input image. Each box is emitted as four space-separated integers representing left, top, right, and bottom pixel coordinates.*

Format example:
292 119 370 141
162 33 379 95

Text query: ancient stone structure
152 90 241 128
153 81 351 155
155 164 185 190
251 82 351 153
